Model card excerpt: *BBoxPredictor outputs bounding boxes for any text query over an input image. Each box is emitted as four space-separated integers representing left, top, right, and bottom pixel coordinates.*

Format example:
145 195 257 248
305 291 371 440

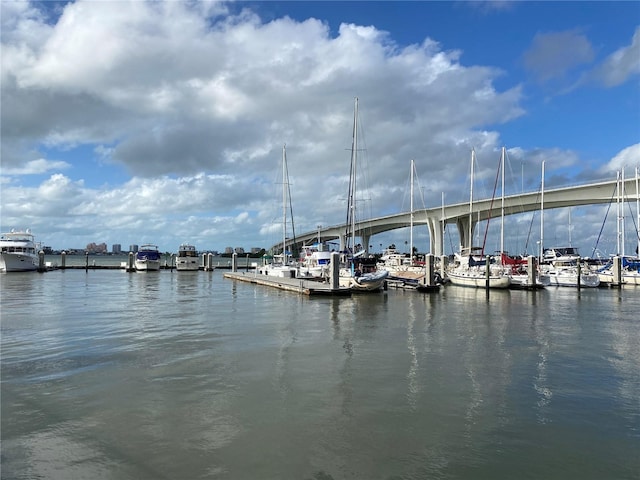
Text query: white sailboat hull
447 270 511 289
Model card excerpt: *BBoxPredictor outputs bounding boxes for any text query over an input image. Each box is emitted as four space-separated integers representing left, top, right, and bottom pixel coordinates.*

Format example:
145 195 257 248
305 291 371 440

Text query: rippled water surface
1 270 639 479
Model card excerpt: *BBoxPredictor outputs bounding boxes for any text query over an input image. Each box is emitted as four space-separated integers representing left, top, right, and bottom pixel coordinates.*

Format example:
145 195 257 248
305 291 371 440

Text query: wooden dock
223 271 351 296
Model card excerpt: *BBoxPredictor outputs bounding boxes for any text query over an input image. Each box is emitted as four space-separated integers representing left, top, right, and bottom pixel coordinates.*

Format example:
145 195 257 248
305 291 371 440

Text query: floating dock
223 271 351 296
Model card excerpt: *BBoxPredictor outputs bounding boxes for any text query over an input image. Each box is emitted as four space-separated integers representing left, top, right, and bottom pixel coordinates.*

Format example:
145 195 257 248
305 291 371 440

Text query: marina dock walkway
223 271 351 296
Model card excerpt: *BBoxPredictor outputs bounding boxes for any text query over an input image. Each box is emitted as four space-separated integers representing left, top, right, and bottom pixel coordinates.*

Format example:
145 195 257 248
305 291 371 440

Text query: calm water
1 270 638 480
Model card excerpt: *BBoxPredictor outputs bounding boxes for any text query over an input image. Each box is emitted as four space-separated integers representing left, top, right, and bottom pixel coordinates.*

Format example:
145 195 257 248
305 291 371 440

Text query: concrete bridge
278 176 638 256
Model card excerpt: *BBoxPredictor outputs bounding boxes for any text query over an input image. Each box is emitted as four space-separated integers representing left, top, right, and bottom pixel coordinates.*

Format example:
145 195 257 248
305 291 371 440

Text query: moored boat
339 255 389 292
0 229 39 272
542 260 600 287
500 253 549 289
257 144 300 279
597 256 640 286
298 243 332 278
542 247 581 264
176 243 199 271
447 248 511 289
135 244 161 271
336 98 388 292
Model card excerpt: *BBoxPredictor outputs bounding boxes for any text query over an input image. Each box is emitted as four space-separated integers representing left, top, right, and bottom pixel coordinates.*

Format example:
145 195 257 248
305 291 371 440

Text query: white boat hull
509 273 550 289
598 271 640 286
176 259 199 271
257 265 298 278
0 253 38 272
135 259 161 271
547 271 600 287
447 272 511 289
339 269 389 291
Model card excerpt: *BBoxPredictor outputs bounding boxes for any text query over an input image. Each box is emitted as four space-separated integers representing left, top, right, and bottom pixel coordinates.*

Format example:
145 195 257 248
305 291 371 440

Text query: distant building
224 247 234 254
235 247 245 254
112 244 122 254
86 242 107 254
129 244 139 253
250 247 262 254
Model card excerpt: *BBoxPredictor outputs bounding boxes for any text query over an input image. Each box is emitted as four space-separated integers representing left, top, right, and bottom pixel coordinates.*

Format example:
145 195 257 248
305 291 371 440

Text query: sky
1 0 639 257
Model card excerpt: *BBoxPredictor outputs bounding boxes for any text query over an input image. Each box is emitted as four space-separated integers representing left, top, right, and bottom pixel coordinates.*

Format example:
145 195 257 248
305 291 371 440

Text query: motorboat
0 229 38 272
257 253 299 278
542 247 582 264
135 244 161 271
176 243 199 271
339 254 389 292
298 244 332 278
542 260 600 287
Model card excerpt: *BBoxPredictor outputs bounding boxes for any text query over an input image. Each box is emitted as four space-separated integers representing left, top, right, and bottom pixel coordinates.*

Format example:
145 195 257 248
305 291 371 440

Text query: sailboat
258 144 299 278
336 97 388 292
494 147 549 289
538 160 599 287
597 167 640 285
447 149 511 289
379 159 441 288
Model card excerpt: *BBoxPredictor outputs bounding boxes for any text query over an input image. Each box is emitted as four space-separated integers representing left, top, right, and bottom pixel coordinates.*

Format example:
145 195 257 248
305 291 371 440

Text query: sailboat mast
345 97 359 253
616 170 621 255
540 160 545 262
282 144 287 261
441 192 446 256
622 168 626 257
410 159 415 260
468 149 475 252
500 147 505 255
637 166 639 258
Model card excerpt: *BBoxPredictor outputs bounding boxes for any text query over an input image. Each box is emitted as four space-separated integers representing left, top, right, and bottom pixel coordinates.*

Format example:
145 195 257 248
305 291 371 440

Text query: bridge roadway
276 177 638 256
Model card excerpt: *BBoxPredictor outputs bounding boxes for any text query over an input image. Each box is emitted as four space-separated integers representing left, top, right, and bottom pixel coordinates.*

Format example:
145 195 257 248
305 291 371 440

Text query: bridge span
276 177 638 256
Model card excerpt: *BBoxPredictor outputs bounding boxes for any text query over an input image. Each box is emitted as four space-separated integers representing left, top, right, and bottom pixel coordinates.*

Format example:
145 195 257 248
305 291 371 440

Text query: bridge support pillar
456 217 478 252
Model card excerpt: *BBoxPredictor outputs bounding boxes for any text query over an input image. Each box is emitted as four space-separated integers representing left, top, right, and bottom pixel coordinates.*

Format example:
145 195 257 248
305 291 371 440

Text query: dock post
527 255 536 288
207 253 214 271
61 251 66 269
425 254 435 287
440 255 447 280
577 261 582 290
232 252 237 272
38 250 45 272
202 253 208 271
485 255 491 295
330 252 340 290
128 251 135 272
613 255 622 288
85 251 89 271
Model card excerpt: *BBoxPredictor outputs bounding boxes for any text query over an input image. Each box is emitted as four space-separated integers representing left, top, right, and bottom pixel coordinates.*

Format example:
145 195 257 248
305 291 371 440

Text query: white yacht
298 244 332 278
135 244 161 271
176 243 199 271
0 229 39 272
543 260 600 288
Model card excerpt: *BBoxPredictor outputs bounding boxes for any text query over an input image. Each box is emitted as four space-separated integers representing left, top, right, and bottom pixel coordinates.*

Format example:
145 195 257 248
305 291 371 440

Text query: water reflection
2 271 639 479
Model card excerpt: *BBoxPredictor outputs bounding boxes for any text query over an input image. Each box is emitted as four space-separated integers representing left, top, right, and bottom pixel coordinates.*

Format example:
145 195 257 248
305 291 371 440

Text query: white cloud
523 29 595 83
1 158 70 175
0 1 634 254
591 26 640 87
600 144 640 174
